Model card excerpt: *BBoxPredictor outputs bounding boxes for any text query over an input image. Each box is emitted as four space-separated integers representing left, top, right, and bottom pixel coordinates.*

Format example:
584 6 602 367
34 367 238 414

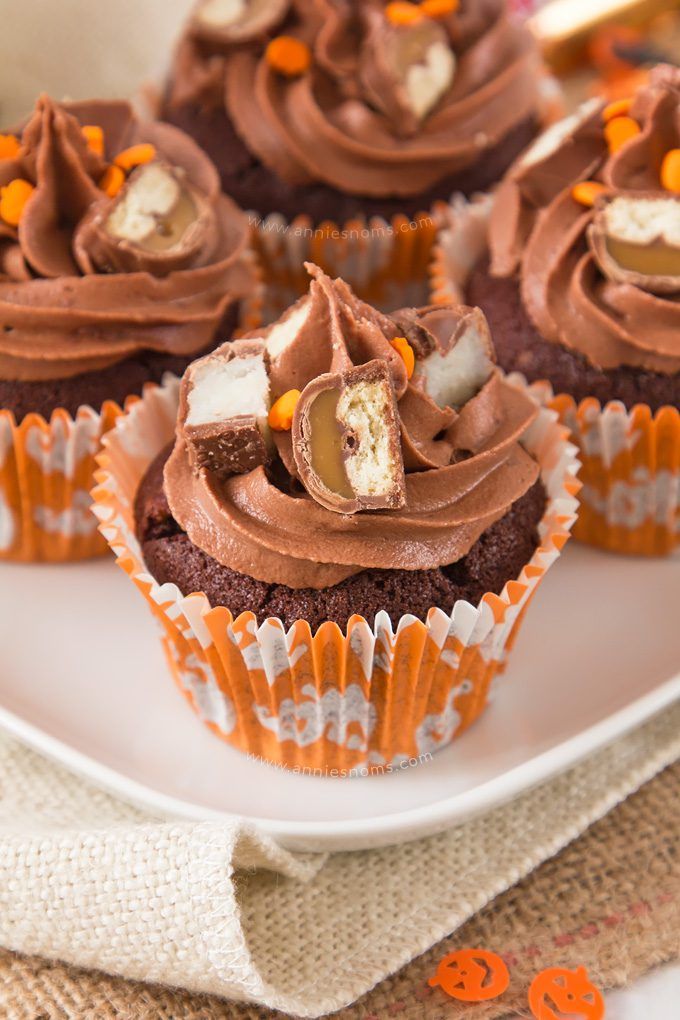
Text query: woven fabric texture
0 705 678 1017
0 757 678 1019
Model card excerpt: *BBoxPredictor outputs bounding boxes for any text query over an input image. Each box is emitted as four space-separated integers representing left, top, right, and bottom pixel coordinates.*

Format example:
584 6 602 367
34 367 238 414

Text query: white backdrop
0 0 194 123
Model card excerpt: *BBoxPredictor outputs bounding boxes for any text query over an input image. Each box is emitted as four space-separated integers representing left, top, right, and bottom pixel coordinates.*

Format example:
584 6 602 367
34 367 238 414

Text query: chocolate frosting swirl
488 65 680 374
0 95 253 382
167 0 542 198
164 266 539 588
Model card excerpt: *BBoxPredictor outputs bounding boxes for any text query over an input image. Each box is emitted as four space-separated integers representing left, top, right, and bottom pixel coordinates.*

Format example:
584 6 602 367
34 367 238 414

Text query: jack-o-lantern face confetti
428 947 510 1002
528 965 605 1020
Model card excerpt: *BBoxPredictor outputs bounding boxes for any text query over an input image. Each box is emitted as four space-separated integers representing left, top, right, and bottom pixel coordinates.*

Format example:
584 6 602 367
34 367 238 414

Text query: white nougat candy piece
292 360 406 515
360 14 455 136
403 38 455 121
588 192 680 294
395 305 495 410
106 162 200 251
192 0 288 41
181 340 273 479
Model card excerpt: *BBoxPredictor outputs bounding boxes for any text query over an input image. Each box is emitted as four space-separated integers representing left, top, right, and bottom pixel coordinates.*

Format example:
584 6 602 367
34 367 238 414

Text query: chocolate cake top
166 0 542 199
164 262 540 590
0 95 254 383
489 64 680 376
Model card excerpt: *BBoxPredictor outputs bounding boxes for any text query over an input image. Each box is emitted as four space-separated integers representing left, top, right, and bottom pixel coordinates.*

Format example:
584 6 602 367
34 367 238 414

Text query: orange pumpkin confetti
385 2 424 25
0 134 21 160
114 143 156 172
429 948 510 1003
571 181 607 207
0 179 35 227
82 124 104 158
604 115 640 154
602 97 632 122
528 965 604 1020
269 390 301 431
265 36 311 77
390 336 415 379
660 149 680 193
420 0 459 17
99 164 125 198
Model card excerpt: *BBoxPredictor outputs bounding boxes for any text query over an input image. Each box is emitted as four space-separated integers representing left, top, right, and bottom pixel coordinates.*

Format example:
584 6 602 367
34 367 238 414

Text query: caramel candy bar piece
183 340 272 479
192 0 288 43
588 193 680 295
395 305 495 409
292 360 406 515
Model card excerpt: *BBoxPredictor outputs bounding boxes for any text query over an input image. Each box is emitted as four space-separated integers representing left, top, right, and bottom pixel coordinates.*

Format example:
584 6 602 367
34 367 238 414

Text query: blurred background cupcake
162 0 550 310
0 94 258 562
94 264 578 769
434 65 680 556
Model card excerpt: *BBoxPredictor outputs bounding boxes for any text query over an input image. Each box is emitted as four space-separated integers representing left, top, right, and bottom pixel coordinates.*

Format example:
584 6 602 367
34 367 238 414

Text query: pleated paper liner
91 376 580 772
430 198 680 557
0 254 264 565
249 68 564 320
253 209 443 320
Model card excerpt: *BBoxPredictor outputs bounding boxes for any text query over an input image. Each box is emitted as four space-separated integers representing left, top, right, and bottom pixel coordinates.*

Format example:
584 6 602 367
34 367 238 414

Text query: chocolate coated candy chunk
292 359 406 514
588 192 680 295
182 339 272 480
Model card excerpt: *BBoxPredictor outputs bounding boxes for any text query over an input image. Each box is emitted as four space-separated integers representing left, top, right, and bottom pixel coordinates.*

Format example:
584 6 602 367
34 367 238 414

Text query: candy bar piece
182 340 272 479
511 98 604 207
588 193 680 294
361 14 455 136
106 161 204 250
192 0 288 43
397 305 495 409
292 360 406 515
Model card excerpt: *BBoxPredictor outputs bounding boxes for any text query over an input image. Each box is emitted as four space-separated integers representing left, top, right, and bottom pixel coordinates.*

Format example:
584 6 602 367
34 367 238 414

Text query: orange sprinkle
265 36 311 77
660 149 680 193
390 336 415 379
99 164 125 198
0 179 35 227
385 2 424 25
604 115 640 154
571 181 607 207
602 97 632 122
420 0 459 17
82 124 104 158
114 143 156 172
268 390 301 431
0 134 21 160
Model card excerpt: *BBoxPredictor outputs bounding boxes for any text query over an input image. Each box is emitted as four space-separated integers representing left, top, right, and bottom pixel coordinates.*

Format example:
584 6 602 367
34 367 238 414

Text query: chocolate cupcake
0 94 258 562
463 66 680 555
162 0 546 309
94 264 579 769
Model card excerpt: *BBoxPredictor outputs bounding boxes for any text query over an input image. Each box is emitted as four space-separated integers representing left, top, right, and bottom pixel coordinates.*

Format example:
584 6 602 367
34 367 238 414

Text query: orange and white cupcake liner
430 199 680 558
91 377 580 772
251 74 563 318
0 256 264 565
0 401 124 563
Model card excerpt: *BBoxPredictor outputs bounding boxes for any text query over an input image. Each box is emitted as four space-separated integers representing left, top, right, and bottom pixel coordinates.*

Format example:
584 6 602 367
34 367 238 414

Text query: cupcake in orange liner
432 66 680 557
0 94 261 563
161 0 560 313
92 263 579 772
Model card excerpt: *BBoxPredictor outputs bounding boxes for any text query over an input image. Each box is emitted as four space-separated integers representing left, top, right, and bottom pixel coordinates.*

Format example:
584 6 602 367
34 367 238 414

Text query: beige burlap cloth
0 703 678 1018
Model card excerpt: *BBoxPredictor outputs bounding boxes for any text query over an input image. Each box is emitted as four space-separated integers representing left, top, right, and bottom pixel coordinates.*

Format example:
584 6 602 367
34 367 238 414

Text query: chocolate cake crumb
162 99 538 224
468 262 680 413
1 303 240 422
135 444 547 631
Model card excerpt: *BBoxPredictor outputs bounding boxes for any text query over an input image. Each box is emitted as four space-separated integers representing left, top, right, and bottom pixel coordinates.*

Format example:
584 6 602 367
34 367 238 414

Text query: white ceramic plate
0 543 678 851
